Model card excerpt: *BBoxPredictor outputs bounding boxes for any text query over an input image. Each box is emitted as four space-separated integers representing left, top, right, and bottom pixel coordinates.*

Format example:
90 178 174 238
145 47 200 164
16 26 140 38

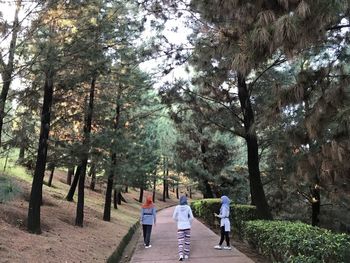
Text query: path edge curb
107 221 140 263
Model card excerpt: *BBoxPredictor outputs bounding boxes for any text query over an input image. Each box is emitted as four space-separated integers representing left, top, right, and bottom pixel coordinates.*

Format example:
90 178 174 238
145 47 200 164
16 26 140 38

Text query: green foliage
191 198 221 227
0 176 21 203
0 150 32 182
190 199 257 238
243 220 350 263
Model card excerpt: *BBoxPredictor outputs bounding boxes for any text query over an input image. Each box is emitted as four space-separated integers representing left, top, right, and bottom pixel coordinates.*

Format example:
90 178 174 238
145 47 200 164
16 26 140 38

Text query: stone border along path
130 206 255 263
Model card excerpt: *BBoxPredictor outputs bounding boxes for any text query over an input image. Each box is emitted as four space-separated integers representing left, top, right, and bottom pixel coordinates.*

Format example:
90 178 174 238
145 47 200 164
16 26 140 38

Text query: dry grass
0 169 179 263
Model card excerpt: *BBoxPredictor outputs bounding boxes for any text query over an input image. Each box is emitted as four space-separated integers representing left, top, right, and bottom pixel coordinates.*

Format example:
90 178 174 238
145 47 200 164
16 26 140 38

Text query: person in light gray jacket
140 196 156 248
172 195 194 261
214 195 232 250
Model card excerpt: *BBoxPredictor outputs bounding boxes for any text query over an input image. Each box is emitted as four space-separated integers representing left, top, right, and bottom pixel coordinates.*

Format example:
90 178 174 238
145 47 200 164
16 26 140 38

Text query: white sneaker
223 246 232 250
145 245 152 248
214 245 222 250
178 255 183 261
184 255 189 259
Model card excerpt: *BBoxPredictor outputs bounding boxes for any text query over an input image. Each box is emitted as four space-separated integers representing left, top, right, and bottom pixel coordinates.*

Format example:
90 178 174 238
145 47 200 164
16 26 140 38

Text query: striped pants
177 228 191 257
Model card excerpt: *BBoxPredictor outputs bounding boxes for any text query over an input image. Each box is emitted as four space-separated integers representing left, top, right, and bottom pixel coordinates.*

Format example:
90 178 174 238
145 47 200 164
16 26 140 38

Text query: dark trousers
219 226 230 246
142 224 153 246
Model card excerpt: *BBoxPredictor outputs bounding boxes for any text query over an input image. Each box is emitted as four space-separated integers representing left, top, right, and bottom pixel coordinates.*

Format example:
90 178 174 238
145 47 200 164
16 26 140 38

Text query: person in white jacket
214 195 232 250
172 195 194 261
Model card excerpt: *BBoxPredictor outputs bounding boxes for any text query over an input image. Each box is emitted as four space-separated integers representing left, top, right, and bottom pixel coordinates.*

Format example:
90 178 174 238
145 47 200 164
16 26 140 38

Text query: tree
0 0 22 147
27 2 63 233
188 0 349 222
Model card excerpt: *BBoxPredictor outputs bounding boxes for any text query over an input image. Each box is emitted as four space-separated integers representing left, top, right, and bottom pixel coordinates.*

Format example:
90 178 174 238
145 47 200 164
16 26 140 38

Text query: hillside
0 170 178 263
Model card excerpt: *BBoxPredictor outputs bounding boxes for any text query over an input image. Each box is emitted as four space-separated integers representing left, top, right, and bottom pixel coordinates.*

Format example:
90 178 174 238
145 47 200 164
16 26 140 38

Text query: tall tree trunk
113 189 118 209
66 165 81 201
189 186 192 199
165 159 170 199
0 0 21 147
119 193 127 203
117 192 122 205
27 70 54 234
47 165 55 187
237 73 272 220
103 158 115 221
139 186 144 203
67 166 74 185
202 179 214 198
103 88 121 222
176 184 179 199
18 146 25 163
162 157 166 202
152 174 156 202
200 137 214 198
124 185 128 193
75 76 96 227
89 163 96 190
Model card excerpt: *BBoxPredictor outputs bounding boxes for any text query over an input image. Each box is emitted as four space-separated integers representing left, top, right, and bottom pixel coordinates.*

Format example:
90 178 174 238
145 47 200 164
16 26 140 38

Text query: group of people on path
140 195 232 261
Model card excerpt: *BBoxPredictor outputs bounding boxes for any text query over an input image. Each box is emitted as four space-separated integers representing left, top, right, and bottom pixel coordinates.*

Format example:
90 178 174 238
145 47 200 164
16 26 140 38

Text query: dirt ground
0 170 178 263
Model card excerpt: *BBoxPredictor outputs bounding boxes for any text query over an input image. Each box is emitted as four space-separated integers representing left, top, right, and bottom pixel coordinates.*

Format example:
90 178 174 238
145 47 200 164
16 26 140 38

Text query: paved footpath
130 206 255 263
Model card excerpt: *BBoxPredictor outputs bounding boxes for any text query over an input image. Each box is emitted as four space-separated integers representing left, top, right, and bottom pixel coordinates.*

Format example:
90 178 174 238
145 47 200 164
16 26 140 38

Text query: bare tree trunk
103 88 121 222
103 157 115 221
66 165 81 201
27 69 54 234
89 163 96 190
162 157 167 202
76 76 96 227
113 189 118 209
18 146 25 163
165 159 170 199
152 174 156 202
67 166 74 185
139 186 144 203
117 192 122 205
237 73 272 220
47 165 55 187
200 138 214 198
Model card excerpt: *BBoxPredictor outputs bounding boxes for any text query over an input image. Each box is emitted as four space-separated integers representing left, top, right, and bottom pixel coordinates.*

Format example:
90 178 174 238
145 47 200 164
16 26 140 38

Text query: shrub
191 198 221 227
190 199 257 238
231 204 257 238
243 220 350 263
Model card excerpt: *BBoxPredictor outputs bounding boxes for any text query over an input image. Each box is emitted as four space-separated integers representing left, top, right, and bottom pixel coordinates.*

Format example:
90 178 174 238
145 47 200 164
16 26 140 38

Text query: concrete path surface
130 206 255 263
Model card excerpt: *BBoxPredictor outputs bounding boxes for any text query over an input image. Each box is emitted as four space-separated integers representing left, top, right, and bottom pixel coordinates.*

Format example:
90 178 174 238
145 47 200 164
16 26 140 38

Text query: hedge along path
130 206 255 263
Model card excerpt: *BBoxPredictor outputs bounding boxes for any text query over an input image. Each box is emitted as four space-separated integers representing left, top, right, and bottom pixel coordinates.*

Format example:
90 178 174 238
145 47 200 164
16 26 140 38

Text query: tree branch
249 56 287 94
327 24 350 31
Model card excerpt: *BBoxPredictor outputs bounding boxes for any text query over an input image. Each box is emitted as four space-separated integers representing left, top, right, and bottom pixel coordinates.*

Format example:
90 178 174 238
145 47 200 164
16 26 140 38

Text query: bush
191 198 221 227
190 199 257 238
243 220 350 263
231 204 257 238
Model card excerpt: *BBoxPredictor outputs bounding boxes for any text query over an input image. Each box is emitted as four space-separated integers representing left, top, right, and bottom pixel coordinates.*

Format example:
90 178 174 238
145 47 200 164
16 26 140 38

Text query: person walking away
140 196 156 248
172 195 194 261
214 195 232 250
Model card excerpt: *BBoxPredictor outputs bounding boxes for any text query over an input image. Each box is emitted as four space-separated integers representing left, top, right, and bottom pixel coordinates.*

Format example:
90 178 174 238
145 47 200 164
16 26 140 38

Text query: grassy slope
0 155 179 263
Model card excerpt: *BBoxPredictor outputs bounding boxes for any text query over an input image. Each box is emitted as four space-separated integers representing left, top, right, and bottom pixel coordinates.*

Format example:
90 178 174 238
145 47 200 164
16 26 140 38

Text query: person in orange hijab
140 196 157 248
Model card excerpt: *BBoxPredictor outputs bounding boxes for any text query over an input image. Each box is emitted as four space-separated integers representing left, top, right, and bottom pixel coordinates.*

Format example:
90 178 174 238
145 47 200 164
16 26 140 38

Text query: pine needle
296 0 311 18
